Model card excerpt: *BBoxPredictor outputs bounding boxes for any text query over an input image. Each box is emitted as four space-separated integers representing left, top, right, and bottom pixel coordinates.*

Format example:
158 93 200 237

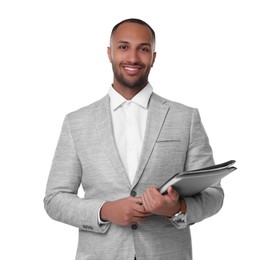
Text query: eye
119 45 128 50
139 47 150 52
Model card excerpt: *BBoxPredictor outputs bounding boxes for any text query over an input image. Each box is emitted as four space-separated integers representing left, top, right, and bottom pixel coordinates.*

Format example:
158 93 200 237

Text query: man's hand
100 197 151 227
141 186 181 217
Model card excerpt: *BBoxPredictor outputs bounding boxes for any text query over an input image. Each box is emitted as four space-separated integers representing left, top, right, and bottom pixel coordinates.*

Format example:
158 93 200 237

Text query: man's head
110 18 156 50
108 18 156 93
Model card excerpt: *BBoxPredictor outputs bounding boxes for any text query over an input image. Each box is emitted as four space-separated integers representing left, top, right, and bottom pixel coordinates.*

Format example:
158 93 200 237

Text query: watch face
171 211 186 222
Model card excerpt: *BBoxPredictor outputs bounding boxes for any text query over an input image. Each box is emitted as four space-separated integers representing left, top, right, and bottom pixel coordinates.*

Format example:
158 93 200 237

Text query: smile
125 67 139 71
122 65 143 75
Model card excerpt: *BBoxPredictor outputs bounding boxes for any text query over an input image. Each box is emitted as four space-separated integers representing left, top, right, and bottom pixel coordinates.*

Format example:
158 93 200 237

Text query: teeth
125 67 139 71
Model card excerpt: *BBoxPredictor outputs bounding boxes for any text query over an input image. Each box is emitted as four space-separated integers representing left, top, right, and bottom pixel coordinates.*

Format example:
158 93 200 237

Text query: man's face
108 22 156 90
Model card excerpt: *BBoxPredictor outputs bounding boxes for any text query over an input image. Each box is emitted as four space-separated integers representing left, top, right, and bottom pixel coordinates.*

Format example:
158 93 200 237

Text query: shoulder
60 95 109 132
66 95 109 120
151 93 203 129
152 92 197 116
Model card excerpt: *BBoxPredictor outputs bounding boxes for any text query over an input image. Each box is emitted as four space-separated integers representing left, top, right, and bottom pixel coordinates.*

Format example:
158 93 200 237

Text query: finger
133 211 151 218
131 215 149 224
131 198 150 214
141 191 152 211
142 188 161 212
129 197 142 204
133 203 147 213
146 187 160 198
167 186 179 200
141 192 148 207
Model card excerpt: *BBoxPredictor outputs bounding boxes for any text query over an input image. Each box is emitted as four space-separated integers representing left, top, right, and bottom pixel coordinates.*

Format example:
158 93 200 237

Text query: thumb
167 186 179 200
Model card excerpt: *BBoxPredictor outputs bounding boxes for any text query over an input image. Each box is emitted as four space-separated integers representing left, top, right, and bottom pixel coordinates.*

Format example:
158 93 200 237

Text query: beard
112 62 150 89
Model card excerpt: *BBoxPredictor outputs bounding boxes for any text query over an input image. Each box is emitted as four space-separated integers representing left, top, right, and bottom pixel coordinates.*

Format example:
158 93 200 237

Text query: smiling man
44 18 224 260
108 21 156 99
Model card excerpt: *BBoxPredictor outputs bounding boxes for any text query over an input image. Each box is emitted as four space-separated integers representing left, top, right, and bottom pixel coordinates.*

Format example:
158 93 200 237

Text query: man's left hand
141 186 181 217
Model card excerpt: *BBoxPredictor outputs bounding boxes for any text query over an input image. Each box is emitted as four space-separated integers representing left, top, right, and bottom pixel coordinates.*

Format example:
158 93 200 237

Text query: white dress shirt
99 83 186 228
108 83 153 184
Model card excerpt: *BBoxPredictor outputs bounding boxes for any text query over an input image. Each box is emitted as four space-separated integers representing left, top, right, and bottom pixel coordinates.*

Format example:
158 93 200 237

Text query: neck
112 82 148 100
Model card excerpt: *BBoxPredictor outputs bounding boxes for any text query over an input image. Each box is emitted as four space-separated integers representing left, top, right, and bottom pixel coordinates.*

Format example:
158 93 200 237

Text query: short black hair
110 18 156 46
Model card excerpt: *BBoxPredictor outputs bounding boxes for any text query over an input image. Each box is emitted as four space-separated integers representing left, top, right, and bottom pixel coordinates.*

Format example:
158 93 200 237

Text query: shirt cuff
169 211 188 229
97 201 110 225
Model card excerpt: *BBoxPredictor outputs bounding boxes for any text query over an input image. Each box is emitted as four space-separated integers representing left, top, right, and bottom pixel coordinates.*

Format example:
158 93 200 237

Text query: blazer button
130 190 137 197
131 224 138 230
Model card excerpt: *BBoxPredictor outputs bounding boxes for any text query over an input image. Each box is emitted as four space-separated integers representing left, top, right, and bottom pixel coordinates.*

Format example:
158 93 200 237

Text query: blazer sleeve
173 109 224 227
43 115 110 233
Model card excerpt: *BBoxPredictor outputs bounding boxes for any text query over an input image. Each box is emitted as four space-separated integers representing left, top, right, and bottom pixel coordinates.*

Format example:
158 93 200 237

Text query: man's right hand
100 197 151 227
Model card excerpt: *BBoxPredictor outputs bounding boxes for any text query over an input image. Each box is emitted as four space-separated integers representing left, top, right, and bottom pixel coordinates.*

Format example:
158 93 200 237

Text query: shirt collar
108 83 153 111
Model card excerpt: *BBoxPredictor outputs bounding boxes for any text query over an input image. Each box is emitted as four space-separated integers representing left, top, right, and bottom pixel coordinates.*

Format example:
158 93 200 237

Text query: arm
180 108 224 226
43 115 109 233
141 109 224 227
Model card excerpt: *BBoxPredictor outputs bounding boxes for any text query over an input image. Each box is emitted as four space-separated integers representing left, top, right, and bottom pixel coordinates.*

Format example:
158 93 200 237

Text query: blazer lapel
132 93 170 187
92 95 131 189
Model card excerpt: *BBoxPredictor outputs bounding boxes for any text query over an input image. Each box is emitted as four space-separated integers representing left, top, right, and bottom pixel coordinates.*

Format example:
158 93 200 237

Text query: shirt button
131 224 138 230
130 190 137 197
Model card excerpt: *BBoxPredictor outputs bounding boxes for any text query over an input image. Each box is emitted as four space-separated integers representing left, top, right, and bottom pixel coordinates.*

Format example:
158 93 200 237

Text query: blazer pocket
156 136 182 143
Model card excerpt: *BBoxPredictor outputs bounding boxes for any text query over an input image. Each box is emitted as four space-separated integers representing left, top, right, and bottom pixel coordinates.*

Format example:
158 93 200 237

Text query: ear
107 47 112 63
151 52 157 68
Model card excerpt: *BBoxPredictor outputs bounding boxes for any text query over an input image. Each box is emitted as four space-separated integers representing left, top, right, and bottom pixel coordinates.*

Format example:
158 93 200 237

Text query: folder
159 160 236 196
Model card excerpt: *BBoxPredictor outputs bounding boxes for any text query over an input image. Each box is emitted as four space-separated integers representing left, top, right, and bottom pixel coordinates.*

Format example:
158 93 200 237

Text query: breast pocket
156 131 183 144
155 136 184 154
149 134 187 173
156 137 182 143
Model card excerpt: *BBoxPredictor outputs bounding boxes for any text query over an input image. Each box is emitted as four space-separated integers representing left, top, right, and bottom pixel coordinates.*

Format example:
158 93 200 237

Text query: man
44 18 224 260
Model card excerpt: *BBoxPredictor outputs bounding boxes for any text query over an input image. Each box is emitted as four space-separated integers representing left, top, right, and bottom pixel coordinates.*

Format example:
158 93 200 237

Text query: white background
1 1 267 259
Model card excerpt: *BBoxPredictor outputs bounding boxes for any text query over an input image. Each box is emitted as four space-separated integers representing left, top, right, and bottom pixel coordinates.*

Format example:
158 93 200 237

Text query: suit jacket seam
66 113 81 164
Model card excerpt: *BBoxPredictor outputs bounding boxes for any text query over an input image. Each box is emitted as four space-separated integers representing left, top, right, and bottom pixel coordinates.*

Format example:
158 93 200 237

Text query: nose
126 49 140 63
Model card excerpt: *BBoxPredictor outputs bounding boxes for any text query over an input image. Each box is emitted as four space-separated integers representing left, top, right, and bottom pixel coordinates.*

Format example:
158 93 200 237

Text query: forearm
44 192 109 233
183 182 224 225
181 109 224 225
44 115 111 233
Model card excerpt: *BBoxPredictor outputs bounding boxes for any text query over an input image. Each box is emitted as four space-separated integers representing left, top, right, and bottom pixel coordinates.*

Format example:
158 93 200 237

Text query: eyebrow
116 40 152 47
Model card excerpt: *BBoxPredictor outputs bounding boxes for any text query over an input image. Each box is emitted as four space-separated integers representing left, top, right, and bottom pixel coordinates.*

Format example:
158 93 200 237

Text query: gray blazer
44 93 224 260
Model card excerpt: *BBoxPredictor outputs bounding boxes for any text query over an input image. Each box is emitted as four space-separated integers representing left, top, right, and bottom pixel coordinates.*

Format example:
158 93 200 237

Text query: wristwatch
179 198 187 214
170 199 187 222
